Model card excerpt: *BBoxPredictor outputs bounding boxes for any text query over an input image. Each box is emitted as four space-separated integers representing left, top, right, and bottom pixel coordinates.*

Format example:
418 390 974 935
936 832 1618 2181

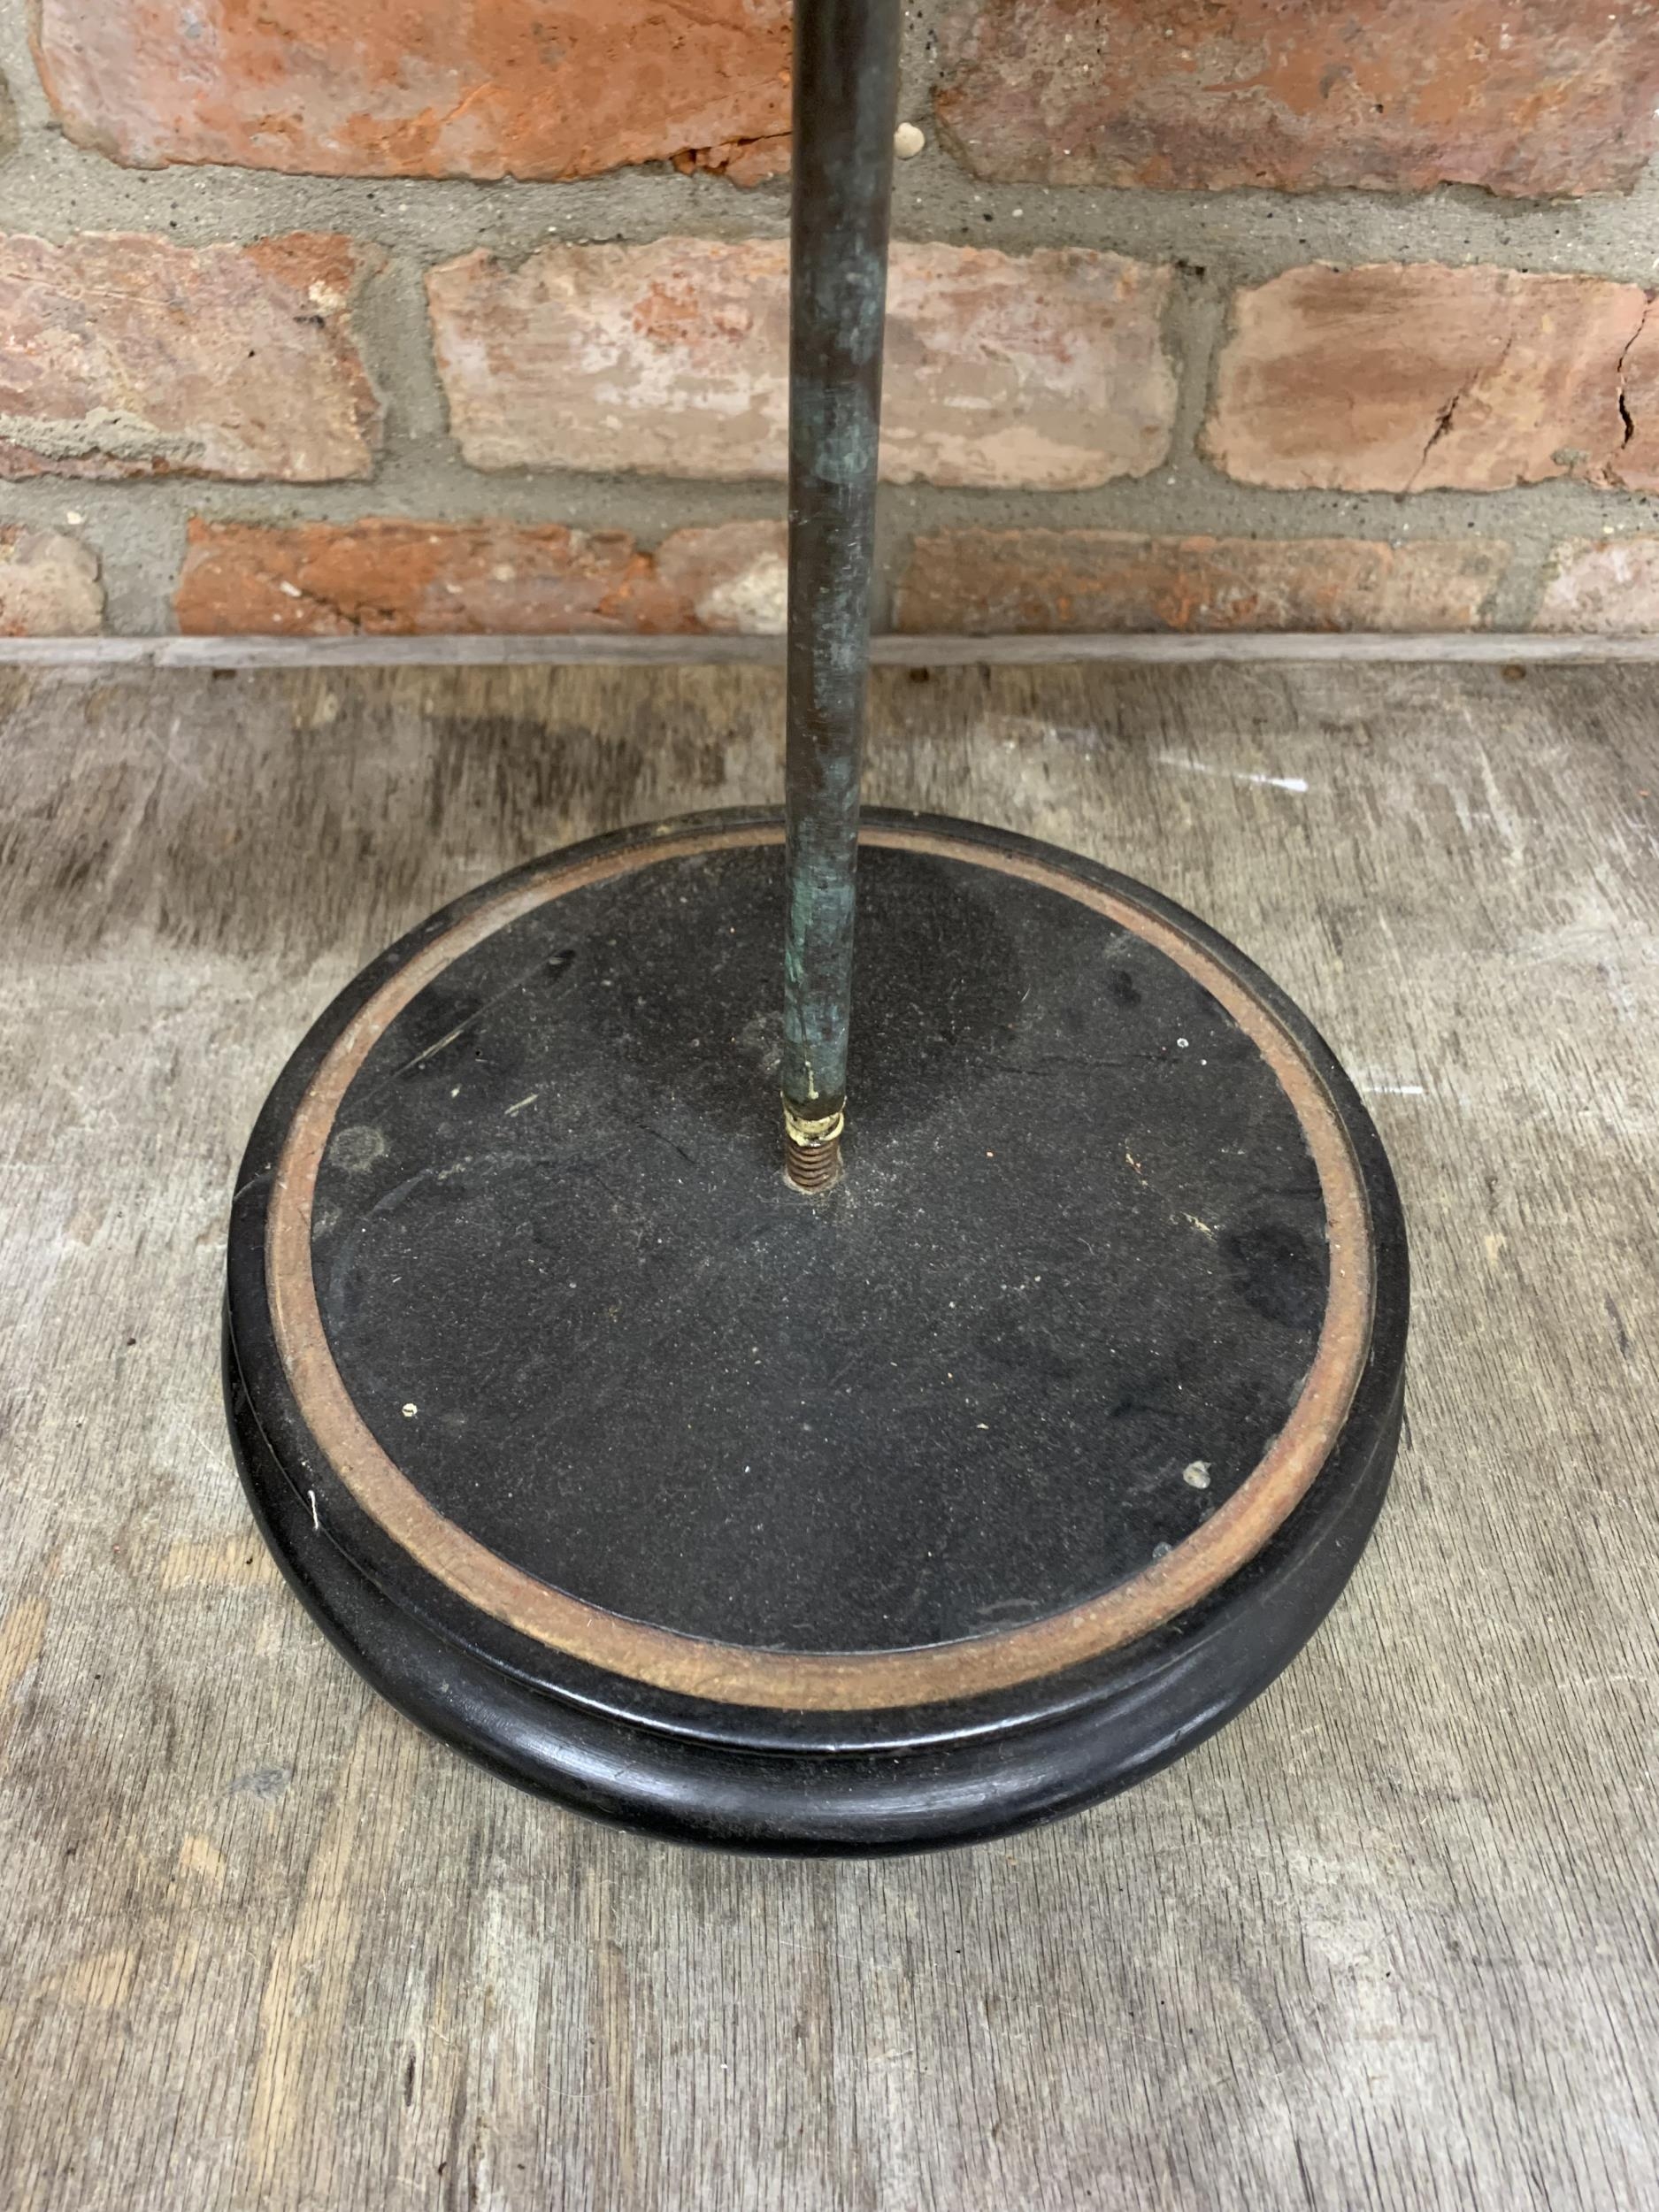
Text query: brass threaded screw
782 1100 845 1194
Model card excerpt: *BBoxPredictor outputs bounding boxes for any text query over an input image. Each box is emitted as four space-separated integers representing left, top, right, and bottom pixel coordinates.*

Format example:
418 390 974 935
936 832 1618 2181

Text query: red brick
0 233 380 482
1536 539 1659 631
173 518 787 635
936 0 1659 198
895 530 1507 634
34 0 790 184
1612 312 1659 492
427 239 1174 489
1204 264 1658 495
0 528 103 635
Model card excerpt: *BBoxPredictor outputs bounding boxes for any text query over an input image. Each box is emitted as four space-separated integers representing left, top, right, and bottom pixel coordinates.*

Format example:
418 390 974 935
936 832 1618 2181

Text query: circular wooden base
224 809 1408 1854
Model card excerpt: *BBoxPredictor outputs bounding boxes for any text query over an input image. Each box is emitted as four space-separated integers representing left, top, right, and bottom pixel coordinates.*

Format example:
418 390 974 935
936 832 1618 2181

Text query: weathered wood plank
1 660 1655 2209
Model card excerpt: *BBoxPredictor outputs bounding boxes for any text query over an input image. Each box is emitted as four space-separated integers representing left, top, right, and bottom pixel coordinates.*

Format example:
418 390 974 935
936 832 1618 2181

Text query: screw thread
784 1126 843 1193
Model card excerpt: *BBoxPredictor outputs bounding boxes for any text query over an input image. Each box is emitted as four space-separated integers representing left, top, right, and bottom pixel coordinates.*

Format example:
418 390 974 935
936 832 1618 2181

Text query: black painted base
224 810 1409 1855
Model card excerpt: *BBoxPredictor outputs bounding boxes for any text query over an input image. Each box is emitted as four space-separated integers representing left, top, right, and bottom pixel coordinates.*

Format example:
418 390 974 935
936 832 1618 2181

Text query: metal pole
779 0 902 1193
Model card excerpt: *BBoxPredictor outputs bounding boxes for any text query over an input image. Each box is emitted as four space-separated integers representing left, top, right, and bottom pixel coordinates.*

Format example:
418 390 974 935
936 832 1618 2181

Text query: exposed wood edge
1 631 1656 670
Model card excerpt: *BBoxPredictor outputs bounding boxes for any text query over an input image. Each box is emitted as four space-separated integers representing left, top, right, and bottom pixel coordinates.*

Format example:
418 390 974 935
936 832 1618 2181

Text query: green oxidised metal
780 0 902 1126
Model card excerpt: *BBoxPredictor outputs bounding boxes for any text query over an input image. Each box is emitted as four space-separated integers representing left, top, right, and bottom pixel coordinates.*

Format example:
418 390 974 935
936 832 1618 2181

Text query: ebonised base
224 809 1409 1854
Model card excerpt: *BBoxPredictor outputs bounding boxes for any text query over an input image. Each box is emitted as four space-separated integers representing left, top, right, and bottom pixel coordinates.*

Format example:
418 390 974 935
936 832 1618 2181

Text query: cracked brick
1204 265 1654 494
1608 305 1659 491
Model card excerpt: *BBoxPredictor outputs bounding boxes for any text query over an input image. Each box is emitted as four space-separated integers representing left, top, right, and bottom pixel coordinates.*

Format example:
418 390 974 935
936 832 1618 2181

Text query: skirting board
1 632 1657 669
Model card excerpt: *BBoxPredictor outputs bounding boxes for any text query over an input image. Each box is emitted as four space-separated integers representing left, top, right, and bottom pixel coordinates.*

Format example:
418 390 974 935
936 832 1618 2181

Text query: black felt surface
311 845 1325 1655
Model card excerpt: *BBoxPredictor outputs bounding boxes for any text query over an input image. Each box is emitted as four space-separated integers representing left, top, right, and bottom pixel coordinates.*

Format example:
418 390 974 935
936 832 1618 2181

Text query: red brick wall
4 0 1659 637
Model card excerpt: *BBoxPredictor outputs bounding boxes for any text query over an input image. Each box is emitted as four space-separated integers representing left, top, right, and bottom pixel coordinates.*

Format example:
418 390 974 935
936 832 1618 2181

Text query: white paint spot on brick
697 551 788 634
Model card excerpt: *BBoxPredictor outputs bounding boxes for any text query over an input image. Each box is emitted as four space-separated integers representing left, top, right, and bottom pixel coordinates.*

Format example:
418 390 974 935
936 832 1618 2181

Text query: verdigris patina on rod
779 0 902 1192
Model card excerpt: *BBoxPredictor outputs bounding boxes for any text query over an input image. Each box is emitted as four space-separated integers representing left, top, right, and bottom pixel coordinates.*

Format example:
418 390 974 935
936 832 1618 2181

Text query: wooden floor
2 659 1655 2210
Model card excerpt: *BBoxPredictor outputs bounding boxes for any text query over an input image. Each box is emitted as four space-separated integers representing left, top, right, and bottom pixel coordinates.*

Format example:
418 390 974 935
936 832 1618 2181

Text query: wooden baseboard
0 631 1654 669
